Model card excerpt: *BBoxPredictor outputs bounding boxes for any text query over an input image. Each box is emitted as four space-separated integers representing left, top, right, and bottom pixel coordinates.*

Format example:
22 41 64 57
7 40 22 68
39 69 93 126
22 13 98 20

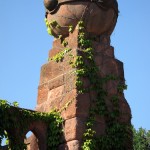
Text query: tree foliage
133 126 150 150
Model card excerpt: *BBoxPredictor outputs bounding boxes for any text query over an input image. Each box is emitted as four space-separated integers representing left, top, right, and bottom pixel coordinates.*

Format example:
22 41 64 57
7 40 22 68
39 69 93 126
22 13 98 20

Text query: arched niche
24 121 48 150
25 131 39 150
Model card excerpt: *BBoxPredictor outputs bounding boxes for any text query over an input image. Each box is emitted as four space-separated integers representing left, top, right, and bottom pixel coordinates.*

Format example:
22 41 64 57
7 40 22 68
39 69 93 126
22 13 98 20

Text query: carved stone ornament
44 0 118 38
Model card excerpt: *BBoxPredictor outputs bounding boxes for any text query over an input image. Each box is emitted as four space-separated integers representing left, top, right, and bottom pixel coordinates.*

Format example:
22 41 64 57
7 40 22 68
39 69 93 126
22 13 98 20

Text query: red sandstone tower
34 0 132 149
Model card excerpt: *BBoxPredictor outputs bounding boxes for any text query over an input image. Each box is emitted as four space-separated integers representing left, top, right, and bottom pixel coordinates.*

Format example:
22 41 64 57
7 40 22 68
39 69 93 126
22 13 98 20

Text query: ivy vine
45 18 60 36
45 18 131 149
76 21 130 150
0 100 63 150
50 47 71 62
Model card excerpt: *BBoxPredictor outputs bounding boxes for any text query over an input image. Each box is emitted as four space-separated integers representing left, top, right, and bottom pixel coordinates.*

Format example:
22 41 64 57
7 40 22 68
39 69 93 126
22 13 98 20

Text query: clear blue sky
0 1 150 130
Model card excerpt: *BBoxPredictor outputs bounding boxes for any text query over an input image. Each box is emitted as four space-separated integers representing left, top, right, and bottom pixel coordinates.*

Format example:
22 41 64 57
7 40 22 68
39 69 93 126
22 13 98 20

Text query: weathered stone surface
37 83 49 104
58 140 81 150
48 73 64 90
39 49 77 85
45 1 118 38
35 24 132 149
63 117 86 142
95 56 124 77
119 97 132 123
36 89 91 120
48 85 65 100
26 134 39 150
39 61 67 85
49 39 64 58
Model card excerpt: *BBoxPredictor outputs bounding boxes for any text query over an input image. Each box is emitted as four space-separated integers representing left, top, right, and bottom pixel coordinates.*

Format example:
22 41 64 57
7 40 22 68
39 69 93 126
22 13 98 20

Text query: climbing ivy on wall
44 21 132 150
0 100 63 150
76 21 131 150
45 18 132 150
45 18 60 36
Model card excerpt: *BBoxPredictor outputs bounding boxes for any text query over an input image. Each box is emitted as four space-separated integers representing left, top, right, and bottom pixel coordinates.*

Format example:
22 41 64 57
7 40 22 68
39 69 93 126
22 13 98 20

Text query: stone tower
35 0 132 149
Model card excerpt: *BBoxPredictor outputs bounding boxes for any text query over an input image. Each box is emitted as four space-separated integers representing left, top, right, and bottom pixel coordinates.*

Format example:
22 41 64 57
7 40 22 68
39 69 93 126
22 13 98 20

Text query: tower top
44 0 118 38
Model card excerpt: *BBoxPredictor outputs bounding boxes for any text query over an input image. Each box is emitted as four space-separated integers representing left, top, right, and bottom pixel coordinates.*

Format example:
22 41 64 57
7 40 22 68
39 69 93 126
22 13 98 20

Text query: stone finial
44 0 118 38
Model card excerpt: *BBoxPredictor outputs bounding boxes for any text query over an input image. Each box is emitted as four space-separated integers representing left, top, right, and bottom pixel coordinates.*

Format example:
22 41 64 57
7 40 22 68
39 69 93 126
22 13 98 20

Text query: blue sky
0 1 150 130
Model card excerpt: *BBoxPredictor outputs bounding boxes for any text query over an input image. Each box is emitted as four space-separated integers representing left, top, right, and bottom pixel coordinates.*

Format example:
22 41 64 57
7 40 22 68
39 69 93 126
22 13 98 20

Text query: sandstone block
47 85 65 100
63 117 86 142
37 83 49 105
58 140 81 150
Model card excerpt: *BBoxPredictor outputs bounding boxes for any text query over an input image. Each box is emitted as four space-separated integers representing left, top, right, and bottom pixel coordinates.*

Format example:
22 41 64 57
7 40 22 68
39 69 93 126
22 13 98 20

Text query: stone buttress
35 28 132 149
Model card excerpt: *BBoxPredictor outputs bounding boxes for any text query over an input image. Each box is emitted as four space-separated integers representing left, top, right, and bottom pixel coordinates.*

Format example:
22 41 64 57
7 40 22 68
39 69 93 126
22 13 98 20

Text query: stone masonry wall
35 29 132 149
